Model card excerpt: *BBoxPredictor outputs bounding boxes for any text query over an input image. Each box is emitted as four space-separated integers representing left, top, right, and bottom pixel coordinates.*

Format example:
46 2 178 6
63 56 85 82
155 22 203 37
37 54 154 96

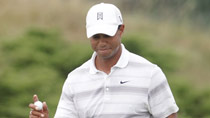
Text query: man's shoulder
127 52 165 80
65 59 91 81
128 52 155 66
70 60 90 75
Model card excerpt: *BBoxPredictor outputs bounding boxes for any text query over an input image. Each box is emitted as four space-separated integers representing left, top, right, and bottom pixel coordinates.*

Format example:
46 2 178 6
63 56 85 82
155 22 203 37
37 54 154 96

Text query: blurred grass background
0 0 210 118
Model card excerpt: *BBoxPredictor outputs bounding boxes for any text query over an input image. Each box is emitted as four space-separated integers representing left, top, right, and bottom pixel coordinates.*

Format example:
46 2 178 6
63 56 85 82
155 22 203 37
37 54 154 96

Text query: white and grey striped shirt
54 44 179 118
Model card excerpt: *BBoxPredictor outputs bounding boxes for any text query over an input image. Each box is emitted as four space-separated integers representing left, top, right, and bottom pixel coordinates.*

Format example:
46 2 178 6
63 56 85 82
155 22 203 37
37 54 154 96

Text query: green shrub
0 28 91 117
122 34 179 73
170 78 210 118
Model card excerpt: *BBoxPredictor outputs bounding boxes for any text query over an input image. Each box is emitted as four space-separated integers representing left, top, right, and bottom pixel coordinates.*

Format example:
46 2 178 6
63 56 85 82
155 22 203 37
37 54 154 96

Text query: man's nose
97 34 107 41
99 37 108 44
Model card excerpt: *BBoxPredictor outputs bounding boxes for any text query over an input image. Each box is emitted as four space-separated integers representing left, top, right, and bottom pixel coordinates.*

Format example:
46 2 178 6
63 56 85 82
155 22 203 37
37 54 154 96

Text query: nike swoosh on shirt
120 81 130 84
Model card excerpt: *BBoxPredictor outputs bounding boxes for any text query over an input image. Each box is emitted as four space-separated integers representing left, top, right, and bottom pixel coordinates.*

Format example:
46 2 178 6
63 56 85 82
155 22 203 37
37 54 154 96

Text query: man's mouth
98 48 110 53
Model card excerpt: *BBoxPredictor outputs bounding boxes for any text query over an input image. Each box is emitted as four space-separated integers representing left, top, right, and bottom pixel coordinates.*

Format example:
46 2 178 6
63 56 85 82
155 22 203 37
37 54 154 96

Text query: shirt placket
103 67 117 101
104 74 111 101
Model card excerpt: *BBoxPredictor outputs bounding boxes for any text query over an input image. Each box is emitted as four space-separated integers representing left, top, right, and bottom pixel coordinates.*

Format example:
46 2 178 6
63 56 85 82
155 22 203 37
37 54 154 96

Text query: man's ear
119 25 125 36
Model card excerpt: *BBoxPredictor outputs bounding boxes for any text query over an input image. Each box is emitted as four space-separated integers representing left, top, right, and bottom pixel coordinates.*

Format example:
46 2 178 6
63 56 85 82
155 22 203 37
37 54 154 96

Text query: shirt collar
89 44 129 74
114 44 129 68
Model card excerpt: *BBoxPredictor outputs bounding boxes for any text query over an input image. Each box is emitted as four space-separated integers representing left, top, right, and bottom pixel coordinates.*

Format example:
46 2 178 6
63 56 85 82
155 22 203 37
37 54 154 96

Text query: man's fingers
29 115 39 118
30 110 45 118
29 95 48 118
43 102 49 113
29 103 37 110
33 94 39 102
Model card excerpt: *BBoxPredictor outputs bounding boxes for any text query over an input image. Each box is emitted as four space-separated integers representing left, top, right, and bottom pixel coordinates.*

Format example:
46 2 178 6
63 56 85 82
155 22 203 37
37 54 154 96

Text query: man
29 3 179 118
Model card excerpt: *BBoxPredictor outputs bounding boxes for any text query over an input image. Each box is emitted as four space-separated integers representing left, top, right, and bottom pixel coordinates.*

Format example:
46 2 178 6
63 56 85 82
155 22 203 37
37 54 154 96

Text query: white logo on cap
97 12 103 20
119 16 122 22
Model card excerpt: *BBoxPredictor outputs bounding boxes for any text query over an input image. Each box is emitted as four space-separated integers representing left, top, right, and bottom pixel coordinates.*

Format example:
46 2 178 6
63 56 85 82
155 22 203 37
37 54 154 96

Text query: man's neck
95 46 122 74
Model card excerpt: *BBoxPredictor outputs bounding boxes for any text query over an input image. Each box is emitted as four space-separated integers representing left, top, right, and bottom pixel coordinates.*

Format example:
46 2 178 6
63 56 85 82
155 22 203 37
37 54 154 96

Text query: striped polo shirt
54 44 179 118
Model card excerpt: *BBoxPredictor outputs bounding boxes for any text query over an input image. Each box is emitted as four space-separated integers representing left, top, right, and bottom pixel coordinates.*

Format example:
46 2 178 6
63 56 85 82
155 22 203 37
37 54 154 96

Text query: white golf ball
34 101 43 110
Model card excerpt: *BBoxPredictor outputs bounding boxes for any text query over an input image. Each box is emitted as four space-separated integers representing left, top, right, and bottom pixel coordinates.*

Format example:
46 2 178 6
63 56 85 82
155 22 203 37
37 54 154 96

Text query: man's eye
92 35 100 39
92 34 111 39
104 35 111 38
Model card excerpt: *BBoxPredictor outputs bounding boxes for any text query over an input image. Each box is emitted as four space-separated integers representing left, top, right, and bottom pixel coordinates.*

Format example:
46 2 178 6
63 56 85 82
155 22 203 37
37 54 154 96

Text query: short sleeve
148 66 179 118
54 75 79 118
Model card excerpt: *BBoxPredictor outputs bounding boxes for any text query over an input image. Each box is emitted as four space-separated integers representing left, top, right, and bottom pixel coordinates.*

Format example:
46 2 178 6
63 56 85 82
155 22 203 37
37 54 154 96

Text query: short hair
118 25 122 30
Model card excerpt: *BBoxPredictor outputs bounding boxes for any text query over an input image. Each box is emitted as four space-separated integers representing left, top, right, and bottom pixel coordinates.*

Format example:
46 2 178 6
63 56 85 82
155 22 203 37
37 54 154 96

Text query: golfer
29 3 179 118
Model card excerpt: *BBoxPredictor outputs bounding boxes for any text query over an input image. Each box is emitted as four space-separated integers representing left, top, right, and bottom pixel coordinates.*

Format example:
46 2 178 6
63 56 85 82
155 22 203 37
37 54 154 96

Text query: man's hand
29 94 49 118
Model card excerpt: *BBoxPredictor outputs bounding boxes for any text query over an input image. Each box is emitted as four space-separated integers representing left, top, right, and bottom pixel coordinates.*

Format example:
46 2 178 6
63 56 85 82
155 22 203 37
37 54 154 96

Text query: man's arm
148 66 179 118
54 76 79 118
167 113 177 118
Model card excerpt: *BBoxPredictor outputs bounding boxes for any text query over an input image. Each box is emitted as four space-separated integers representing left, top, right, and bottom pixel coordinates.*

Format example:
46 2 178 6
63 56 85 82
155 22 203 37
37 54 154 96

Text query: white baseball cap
86 3 123 38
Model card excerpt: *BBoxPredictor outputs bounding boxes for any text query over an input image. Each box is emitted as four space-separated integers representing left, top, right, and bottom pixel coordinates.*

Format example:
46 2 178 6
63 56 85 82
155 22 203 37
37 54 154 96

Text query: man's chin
97 53 113 60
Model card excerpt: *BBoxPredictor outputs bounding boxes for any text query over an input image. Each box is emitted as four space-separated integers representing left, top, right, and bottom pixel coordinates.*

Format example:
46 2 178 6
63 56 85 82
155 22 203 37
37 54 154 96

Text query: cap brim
86 24 118 38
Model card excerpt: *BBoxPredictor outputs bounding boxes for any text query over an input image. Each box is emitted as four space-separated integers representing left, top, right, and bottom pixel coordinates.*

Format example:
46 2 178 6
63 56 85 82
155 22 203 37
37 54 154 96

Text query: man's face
89 25 124 60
